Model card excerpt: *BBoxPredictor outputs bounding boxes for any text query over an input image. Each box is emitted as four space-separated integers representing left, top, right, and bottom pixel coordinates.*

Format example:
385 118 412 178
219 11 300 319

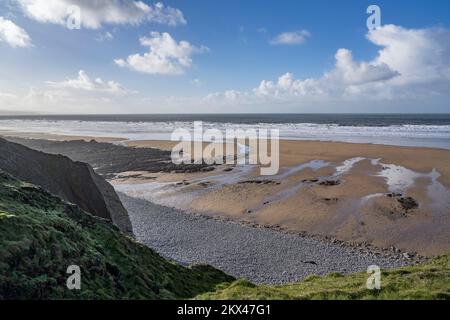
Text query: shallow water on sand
113 157 450 215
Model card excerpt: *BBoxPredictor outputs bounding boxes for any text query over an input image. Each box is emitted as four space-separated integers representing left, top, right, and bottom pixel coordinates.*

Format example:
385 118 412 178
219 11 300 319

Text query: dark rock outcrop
0 138 132 234
319 180 341 186
5 137 214 178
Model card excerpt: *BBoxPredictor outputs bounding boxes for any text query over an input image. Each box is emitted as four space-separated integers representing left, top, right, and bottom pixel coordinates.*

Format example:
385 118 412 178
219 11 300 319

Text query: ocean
1 114 450 149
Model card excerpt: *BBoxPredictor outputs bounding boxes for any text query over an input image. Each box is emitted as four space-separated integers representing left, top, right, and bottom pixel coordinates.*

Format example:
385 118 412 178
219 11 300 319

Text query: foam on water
1 119 450 149
334 157 366 176
376 164 433 193
426 170 450 216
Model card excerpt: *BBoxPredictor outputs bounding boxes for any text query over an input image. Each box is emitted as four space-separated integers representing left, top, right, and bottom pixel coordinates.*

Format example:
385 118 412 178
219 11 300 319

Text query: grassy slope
0 171 233 300
197 256 450 300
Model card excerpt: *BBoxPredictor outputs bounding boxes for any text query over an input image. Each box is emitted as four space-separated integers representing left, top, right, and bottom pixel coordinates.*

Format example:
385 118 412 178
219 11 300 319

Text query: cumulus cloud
328 48 399 85
46 70 129 94
208 24 450 105
368 25 450 86
0 74 132 114
270 30 310 45
15 0 186 29
115 32 208 75
0 16 31 47
205 90 249 104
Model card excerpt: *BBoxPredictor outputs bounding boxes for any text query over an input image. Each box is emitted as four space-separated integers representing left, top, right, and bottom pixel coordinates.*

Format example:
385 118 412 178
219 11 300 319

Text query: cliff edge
0 138 132 234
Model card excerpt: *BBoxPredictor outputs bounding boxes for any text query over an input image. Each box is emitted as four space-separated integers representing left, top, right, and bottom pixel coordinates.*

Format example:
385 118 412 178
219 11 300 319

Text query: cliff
0 138 131 234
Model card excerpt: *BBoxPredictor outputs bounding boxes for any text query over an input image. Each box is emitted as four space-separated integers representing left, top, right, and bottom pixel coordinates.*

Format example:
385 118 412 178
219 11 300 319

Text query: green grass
197 256 450 300
0 171 233 300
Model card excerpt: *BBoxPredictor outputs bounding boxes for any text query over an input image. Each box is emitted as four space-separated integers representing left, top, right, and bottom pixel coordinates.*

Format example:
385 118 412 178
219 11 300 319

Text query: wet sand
126 139 450 187
114 139 450 257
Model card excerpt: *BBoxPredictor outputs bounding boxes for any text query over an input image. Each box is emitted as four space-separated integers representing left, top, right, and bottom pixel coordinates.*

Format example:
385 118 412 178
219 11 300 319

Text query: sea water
1 114 450 149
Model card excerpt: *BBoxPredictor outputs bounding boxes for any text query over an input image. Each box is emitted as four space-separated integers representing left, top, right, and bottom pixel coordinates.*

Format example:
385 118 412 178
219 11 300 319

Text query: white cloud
95 31 113 42
368 25 450 86
0 16 31 47
0 71 137 113
205 90 249 104
0 92 19 104
115 32 208 75
46 70 129 94
328 48 399 85
270 30 310 45
208 24 450 105
15 0 186 29
0 86 133 114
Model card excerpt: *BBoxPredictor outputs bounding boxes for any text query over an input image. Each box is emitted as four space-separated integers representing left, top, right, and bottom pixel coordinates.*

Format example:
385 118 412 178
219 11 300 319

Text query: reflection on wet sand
112 152 450 256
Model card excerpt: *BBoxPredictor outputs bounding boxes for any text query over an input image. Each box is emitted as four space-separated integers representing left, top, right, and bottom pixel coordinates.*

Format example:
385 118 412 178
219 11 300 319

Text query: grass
0 171 234 299
197 255 450 300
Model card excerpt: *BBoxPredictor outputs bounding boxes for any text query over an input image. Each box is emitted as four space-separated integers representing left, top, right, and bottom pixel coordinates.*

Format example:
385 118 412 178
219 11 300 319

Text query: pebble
119 193 413 285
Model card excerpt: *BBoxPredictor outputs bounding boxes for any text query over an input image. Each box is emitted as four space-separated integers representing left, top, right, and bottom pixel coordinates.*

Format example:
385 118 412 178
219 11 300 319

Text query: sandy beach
115 139 450 257
3 133 450 258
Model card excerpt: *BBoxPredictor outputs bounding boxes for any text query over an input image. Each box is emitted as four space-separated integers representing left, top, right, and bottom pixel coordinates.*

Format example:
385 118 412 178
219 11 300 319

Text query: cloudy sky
0 0 450 114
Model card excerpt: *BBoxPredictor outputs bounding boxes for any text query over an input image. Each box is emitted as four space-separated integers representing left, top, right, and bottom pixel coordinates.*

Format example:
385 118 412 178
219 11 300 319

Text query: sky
0 0 450 114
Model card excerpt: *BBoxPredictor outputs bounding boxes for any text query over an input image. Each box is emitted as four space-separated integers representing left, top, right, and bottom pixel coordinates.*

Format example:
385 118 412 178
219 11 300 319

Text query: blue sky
1 0 450 114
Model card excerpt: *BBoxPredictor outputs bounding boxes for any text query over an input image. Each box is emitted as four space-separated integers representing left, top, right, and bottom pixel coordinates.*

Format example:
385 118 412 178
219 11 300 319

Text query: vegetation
0 171 233 299
197 256 450 300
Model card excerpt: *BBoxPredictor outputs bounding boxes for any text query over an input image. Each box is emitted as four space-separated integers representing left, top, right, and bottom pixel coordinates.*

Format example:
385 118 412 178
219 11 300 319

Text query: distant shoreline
2 113 450 149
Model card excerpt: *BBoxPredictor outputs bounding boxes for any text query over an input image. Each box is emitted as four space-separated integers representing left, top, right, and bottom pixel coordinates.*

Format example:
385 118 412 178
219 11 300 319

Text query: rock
198 182 211 187
239 180 280 185
301 178 319 183
301 260 318 265
4 137 214 178
397 197 419 211
386 193 403 198
0 138 132 234
319 180 341 186
200 166 215 172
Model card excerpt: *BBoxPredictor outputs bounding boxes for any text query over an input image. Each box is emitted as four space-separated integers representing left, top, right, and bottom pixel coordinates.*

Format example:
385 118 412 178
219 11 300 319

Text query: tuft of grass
0 171 234 300
197 255 450 300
